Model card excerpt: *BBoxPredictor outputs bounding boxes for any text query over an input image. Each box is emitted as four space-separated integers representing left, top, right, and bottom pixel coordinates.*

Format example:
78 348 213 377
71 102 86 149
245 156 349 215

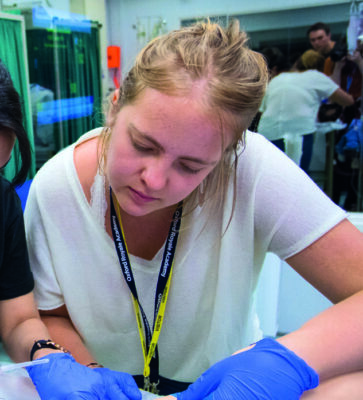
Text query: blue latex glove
27 353 141 400
94 366 141 400
175 338 319 400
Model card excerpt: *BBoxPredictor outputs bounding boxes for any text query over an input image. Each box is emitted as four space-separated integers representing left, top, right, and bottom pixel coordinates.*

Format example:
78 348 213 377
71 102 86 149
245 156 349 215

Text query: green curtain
26 26 102 153
0 16 36 180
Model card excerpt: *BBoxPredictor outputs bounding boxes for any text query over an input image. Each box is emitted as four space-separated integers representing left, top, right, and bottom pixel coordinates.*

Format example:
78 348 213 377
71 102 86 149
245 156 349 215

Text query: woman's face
106 88 233 217
0 129 15 168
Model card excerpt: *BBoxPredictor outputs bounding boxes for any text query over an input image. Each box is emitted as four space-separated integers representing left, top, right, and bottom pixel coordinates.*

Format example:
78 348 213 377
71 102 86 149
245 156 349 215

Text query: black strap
110 188 182 387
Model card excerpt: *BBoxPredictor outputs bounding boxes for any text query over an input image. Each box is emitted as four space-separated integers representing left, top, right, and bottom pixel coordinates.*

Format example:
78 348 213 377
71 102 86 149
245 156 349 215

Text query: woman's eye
180 163 202 174
132 141 154 153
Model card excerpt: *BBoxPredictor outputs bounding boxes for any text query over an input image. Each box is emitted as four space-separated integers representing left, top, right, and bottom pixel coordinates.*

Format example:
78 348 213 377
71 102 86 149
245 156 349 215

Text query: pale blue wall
106 0 352 77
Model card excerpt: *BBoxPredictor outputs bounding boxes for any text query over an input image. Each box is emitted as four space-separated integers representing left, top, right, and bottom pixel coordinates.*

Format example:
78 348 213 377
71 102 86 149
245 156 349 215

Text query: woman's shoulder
238 131 306 179
236 131 277 175
302 70 338 89
74 127 104 145
241 130 272 155
32 128 103 195
0 177 22 222
302 69 326 79
74 130 102 204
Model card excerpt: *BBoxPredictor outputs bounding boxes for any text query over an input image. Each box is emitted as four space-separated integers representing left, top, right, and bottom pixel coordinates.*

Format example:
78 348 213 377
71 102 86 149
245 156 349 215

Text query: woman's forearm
3 317 52 362
0 293 54 362
41 314 96 365
278 290 363 381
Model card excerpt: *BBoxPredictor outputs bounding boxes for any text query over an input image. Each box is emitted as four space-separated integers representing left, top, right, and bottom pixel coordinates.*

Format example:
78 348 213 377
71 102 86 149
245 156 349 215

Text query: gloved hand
94 366 141 400
175 338 319 400
27 352 141 400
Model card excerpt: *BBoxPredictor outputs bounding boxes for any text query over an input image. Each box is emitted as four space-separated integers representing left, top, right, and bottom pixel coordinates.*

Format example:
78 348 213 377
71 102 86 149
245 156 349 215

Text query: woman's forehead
126 88 233 142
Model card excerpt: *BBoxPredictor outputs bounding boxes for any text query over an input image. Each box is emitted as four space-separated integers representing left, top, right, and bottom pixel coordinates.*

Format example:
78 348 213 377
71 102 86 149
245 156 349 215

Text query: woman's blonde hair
295 49 325 72
101 19 268 220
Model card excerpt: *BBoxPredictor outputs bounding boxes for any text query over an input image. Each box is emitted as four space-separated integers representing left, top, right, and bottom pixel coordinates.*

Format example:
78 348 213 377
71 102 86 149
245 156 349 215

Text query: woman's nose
140 159 169 191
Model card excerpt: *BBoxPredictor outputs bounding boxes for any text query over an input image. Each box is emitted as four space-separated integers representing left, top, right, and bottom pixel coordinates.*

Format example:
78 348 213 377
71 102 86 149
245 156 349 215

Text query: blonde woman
25 21 363 399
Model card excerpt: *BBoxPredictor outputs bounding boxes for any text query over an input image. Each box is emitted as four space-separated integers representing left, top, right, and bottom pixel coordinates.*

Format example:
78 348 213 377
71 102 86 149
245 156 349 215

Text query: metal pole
325 131 335 199
53 23 64 150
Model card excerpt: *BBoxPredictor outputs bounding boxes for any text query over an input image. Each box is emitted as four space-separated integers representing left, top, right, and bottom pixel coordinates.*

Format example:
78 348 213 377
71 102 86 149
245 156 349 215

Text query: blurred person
249 46 289 132
308 22 335 60
258 49 353 173
261 46 290 79
308 23 363 210
308 21 361 107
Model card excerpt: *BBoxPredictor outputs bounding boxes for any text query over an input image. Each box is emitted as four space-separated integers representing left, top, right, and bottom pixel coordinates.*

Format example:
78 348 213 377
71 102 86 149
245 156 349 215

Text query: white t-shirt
25 128 346 383
258 70 338 141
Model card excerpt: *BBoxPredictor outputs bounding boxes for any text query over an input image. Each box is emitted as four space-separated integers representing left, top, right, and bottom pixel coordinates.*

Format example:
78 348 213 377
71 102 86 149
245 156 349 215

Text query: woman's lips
129 187 158 202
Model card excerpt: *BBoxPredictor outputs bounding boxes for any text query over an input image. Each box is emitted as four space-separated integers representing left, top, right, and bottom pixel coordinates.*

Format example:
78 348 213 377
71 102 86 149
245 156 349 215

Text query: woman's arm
32 305 141 399
39 305 96 365
279 218 363 381
0 292 63 361
328 87 354 107
173 219 363 400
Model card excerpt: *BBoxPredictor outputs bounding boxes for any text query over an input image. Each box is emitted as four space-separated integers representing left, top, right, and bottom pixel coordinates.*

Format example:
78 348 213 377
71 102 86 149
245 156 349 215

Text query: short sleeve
0 179 34 300
241 133 347 260
313 70 339 98
24 177 65 310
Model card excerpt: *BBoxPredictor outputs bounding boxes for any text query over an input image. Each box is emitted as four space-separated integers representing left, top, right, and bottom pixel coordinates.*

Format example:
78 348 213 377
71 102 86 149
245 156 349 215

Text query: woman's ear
106 89 121 126
112 89 120 104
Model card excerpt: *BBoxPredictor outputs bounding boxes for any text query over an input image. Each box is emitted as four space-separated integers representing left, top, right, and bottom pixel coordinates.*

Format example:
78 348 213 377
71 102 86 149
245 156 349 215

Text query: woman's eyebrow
179 155 218 166
129 124 164 151
129 123 218 166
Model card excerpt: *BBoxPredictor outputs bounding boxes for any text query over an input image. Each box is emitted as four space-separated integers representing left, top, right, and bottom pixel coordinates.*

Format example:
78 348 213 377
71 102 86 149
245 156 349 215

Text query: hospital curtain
0 14 36 180
26 25 102 152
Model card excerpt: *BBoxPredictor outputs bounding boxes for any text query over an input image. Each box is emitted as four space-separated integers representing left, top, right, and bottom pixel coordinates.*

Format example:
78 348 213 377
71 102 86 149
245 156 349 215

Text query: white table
0 364 161 400
0 367 39 400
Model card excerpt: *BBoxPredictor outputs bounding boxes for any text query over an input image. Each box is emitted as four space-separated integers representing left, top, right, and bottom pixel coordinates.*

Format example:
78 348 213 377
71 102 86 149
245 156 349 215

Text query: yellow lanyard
110 190 182 392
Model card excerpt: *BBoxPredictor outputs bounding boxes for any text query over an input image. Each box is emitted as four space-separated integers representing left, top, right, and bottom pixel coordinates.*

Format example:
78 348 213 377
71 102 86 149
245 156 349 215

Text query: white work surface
256 212 363 336
0 366 39 400
0 364 160 400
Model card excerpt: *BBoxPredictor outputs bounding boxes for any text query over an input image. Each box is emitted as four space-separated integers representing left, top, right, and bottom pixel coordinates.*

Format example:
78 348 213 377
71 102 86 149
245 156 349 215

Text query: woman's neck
107 197 178 261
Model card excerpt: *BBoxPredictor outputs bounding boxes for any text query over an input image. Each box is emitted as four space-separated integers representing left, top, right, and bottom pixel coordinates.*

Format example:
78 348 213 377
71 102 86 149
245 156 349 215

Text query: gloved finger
65 391 99 400
112 375 141 399
96 369 141 400
104 369 140 389
105 387 129 400
105 383 140 400
176 371 219 400
203 388 251 400
122 384 142 400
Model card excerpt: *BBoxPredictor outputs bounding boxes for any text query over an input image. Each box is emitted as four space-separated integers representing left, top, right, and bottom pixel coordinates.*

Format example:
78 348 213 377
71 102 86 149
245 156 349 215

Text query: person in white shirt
258 49 353 173
25 21 363 399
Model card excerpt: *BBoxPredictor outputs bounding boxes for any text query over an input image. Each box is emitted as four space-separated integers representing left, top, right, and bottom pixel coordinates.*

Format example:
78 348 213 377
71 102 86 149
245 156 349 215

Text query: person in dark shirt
0 60 140 400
